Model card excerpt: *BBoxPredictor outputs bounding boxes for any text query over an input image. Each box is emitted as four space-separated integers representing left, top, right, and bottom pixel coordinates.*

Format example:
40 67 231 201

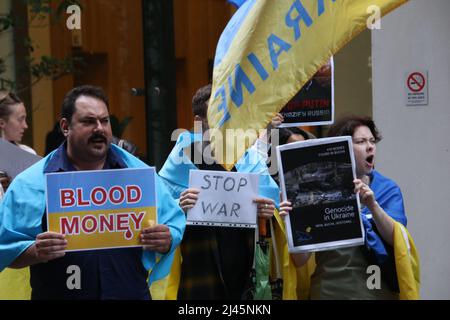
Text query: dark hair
192 84 211 118
278 127 314 145
61 85 109 123
327 115 382 142
0 91 22 121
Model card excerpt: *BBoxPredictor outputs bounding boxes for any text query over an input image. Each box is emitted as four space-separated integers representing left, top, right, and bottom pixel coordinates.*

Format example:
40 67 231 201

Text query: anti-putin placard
45 167 157 251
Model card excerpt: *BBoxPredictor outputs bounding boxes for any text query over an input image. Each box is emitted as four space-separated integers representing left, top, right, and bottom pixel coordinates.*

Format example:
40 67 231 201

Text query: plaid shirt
178 152 255 300
159 137 275 300
178 225 254 300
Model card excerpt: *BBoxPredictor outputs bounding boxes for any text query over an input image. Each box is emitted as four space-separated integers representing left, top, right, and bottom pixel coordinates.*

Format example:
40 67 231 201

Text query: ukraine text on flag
208 0 409 170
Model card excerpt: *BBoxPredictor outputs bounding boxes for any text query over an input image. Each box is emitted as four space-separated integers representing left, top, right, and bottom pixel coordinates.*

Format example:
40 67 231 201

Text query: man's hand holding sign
140 220 172 254
8 231 68 268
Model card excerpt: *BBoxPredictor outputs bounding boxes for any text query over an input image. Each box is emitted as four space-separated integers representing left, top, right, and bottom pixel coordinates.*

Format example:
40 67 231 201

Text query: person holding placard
159 84 280 300
279 115 419 300
0 91 41 299
0 91 37 198
0 85 185 300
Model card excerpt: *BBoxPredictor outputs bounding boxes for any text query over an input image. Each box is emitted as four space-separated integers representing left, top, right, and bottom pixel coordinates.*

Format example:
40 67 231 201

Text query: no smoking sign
405 70 428 106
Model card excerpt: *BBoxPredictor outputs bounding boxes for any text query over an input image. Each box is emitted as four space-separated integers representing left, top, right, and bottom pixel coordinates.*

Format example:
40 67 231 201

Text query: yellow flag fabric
155 214 421 301
150 247 182 300
0 264 178 300
153 210 299 300
271 209 303 300
393 221 420 300
295 220 420 300
0 268 31 300
208 0 409 170
296 253 316 300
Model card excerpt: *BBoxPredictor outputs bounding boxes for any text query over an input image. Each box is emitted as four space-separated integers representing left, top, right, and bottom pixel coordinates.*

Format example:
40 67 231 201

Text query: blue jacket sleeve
362 171 407 264
0 161 47 271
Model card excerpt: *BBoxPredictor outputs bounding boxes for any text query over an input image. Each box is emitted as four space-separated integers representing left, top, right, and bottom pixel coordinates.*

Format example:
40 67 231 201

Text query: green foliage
27 55 83 80
0 14 13 32
0 0 83 92
55 0 82 17
27 0 82 23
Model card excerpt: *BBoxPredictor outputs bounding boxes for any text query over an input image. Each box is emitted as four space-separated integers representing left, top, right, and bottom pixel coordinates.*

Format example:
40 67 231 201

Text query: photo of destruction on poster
279 58 334 127
277 137 365 253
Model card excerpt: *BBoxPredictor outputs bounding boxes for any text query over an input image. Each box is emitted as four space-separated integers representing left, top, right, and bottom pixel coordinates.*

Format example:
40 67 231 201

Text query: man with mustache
0 85 185 299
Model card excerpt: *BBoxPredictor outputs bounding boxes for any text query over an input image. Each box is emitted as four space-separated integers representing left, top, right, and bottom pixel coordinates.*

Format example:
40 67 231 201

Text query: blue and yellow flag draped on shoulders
210 0 409 170
0 145 185 299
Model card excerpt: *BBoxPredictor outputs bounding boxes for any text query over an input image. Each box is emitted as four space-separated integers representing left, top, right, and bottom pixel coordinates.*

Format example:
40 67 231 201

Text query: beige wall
372 0 450 299
333 29 373 123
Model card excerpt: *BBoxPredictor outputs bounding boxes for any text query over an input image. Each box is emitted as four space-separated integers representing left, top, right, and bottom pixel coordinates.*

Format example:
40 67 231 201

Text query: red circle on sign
407 72 426 92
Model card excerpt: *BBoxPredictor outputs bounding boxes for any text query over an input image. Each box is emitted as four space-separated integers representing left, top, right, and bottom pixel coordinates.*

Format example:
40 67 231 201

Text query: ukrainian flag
209 0 409 170
227 0 247 8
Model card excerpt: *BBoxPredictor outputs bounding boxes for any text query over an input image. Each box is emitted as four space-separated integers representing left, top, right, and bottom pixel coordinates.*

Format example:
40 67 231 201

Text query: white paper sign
0 139 42 179
187 170 259 228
